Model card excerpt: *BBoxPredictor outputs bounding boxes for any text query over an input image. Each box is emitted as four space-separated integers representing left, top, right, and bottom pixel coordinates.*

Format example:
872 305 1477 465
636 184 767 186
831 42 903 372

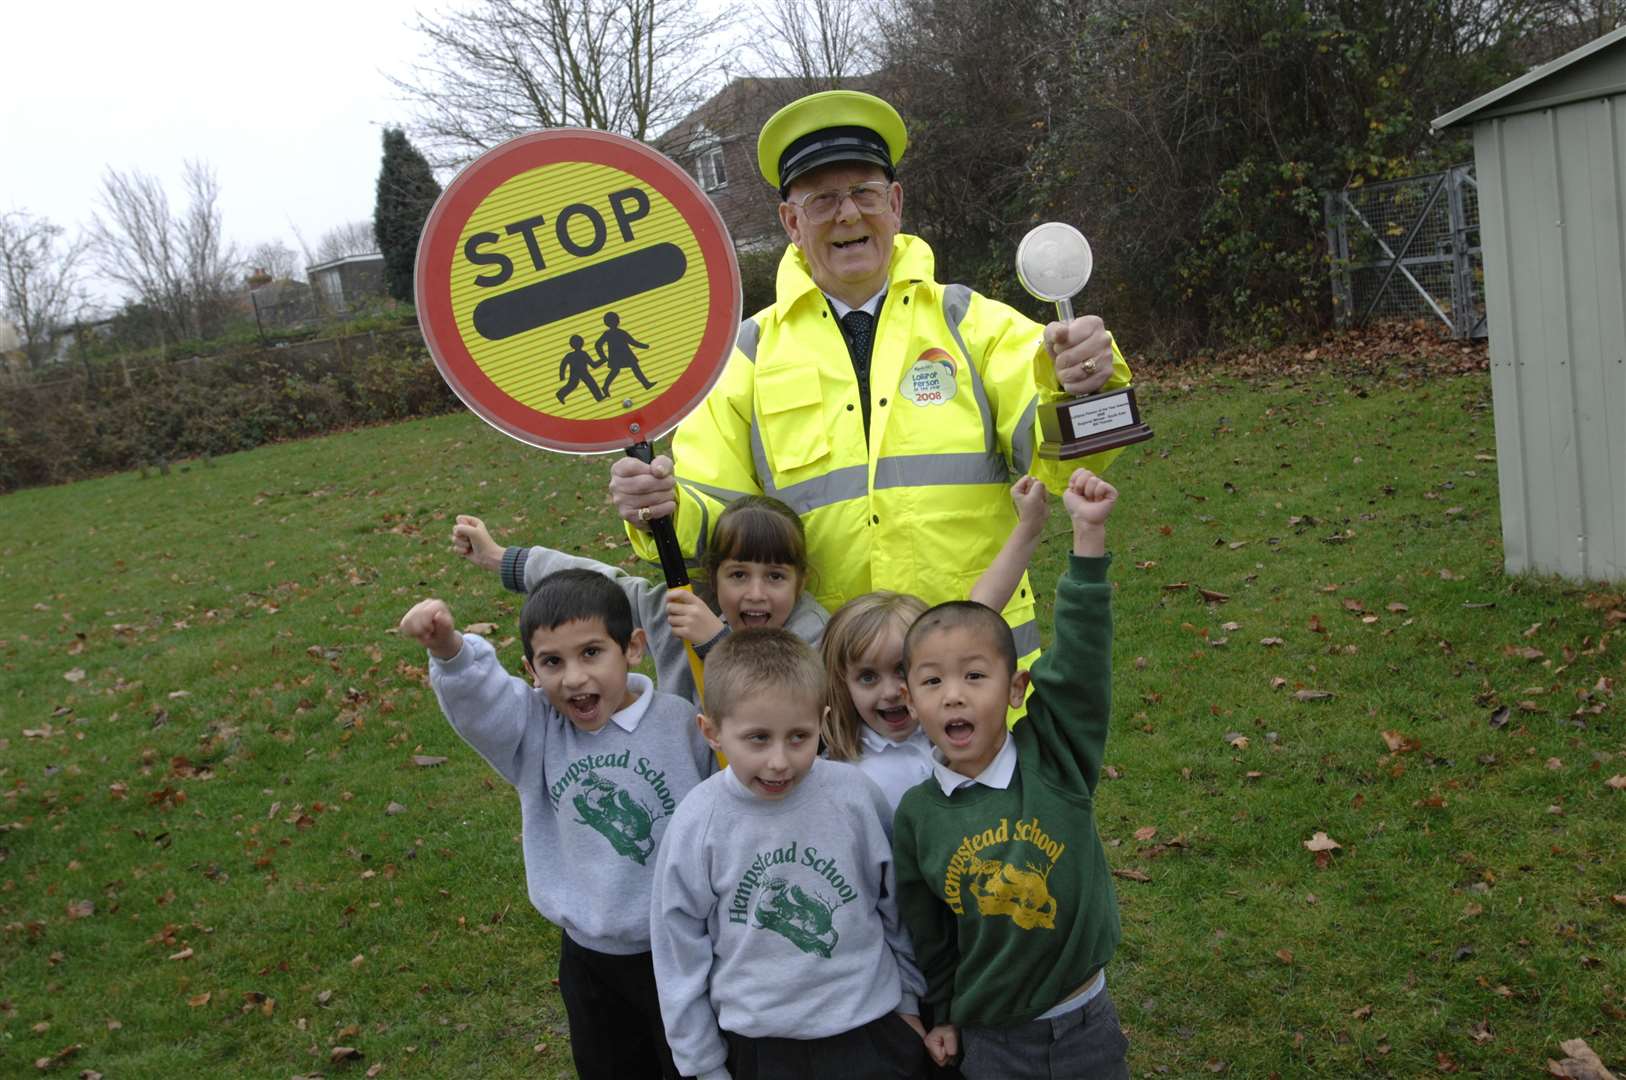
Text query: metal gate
1325 164 1486 339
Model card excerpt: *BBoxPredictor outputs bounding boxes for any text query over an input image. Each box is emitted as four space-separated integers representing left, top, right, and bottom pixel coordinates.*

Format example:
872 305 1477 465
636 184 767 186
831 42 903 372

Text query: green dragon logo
572 770 660 864
753 876 840 957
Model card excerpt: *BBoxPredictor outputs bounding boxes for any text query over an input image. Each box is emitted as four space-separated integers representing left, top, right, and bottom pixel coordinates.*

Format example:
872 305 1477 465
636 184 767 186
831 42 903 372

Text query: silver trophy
1016 223 1152 460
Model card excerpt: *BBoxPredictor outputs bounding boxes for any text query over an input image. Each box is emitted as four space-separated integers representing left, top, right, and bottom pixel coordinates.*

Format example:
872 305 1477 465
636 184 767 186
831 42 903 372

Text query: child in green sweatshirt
893 467 1129 1079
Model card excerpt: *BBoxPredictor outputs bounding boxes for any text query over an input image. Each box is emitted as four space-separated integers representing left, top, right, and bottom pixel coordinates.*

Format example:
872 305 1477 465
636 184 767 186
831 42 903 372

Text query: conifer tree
373 128 442 304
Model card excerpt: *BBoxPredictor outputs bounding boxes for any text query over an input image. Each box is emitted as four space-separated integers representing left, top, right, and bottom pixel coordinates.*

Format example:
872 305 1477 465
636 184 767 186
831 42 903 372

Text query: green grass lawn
2 364 1621 1078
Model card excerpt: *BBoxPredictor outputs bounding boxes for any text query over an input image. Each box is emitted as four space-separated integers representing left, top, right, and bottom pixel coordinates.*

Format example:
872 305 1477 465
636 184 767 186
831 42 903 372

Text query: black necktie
841 310 876 435
842 310 875 372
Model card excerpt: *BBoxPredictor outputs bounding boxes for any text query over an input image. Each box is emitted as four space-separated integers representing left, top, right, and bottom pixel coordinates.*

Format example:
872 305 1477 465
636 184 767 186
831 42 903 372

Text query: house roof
306 252 383 275
1434 25 1626 130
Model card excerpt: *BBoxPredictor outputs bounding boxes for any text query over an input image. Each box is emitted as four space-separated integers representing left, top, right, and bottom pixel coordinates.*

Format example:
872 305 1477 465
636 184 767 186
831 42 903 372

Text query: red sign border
415 130 742 454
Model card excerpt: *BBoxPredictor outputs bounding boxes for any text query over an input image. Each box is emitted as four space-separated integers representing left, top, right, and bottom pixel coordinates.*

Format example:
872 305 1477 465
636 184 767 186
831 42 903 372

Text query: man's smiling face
778 161 902 308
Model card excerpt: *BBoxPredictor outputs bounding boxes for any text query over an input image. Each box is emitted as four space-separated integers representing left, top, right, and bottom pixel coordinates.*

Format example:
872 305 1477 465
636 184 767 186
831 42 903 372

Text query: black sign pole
624 440 691 589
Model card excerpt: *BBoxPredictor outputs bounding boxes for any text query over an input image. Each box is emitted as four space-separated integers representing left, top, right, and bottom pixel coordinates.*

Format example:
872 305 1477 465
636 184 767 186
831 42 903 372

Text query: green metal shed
1434 27 1626 582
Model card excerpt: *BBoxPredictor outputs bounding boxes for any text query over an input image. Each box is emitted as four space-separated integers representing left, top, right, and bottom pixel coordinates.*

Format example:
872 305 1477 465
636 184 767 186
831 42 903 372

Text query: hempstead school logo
727 840 859 957
942 816 1067 930
548 752 680 865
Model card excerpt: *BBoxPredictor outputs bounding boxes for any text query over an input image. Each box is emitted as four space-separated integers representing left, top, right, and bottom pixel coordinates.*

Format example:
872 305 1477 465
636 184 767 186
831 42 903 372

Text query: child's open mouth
942 718 976 747
736 609 774 627
876 705 913 733
565 694 602 724
755 776 794 796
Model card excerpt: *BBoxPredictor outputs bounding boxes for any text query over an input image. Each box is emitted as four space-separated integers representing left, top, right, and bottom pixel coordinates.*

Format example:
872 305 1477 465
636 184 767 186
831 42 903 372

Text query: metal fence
1325 163 1486 339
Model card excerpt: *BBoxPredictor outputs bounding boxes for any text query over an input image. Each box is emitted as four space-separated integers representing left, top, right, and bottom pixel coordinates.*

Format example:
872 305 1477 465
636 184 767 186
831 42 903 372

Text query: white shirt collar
824 287 886 320
931 730 1017 796
590 672 653 735
860 724 933 757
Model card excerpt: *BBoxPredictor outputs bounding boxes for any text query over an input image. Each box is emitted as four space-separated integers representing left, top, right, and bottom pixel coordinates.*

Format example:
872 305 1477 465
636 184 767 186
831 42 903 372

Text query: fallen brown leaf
1112 868 1151 882
1294 689 1334 702
411 756 448 768
1303 831 1341 852
1546 1038 1618 1080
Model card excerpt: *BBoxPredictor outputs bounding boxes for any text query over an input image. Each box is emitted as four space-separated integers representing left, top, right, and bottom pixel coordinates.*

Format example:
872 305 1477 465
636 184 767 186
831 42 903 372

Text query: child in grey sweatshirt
401 569 714 1080
649 628 929 1080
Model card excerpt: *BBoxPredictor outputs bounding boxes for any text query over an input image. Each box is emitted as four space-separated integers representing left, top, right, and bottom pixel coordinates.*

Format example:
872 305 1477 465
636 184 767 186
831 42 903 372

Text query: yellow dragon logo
965 855 1058 930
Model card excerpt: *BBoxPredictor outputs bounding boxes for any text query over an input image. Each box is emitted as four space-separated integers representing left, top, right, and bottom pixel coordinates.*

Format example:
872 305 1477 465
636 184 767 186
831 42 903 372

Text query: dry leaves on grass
1546 1038 1618 1080
1380 730 1420 753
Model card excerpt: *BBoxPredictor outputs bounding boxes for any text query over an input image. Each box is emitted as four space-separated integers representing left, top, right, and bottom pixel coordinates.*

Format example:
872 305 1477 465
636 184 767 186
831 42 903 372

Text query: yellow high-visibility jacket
628 234 1132 661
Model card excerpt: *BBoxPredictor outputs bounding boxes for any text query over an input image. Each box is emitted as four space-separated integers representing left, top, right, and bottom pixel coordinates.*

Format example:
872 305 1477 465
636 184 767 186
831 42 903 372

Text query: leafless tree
743 0 879 91
245 240 302 283
90 160 240 343
314 220 378 263
390 0 736 167
0 210 89 369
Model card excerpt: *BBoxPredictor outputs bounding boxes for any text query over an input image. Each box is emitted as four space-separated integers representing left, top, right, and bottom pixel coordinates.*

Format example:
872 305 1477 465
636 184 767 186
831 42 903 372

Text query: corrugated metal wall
1475 93 1626 580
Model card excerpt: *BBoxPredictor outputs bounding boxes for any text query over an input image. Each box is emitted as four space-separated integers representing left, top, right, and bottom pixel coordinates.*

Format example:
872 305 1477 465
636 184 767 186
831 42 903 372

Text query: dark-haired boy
893 468 1129 1079
400 569 714 1080
649 628 929 1080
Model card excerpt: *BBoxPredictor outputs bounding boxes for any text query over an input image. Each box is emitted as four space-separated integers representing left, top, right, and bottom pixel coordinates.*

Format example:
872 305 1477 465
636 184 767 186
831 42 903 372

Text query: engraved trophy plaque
1016 222 1152 460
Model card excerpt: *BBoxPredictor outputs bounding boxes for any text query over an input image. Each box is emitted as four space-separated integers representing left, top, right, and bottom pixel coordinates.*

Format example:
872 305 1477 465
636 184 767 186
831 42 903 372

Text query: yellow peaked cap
757 90 907 191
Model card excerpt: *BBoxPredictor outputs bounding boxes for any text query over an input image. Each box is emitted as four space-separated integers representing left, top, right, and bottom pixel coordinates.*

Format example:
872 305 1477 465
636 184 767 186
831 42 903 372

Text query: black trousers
557 932 682 1080
725 1011 929 1080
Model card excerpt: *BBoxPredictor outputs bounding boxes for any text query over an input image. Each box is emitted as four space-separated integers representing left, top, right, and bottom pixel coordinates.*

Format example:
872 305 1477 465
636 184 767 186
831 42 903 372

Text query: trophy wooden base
1037 386 1154 460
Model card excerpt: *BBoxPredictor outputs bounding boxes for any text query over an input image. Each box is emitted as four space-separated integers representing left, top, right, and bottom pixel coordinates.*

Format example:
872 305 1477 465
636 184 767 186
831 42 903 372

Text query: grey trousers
959 989 1130 1080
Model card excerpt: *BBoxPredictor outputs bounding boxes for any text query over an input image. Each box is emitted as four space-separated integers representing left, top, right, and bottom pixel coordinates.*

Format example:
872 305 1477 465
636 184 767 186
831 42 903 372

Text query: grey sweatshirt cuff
899 992 921 1017
693 624 731 659
428 635 475 674
697 1069 732 1080
500 546 529 593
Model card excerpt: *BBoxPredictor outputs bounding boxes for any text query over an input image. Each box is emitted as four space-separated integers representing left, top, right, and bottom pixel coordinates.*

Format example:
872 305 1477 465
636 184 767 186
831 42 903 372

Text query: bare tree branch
744 0 880 90
313 220 378 264
388 0 737 168
91 162 240 344
0 210 89 369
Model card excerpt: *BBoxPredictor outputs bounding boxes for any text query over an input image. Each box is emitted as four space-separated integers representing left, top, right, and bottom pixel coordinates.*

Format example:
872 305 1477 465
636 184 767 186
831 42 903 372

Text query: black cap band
777 125 894 195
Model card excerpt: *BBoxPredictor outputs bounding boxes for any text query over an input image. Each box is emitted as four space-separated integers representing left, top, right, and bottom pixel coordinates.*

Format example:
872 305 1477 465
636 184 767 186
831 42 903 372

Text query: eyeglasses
787 181 893 223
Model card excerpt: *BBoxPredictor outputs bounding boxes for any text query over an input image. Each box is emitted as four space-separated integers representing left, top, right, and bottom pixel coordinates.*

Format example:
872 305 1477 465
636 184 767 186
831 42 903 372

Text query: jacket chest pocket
757 363 830 473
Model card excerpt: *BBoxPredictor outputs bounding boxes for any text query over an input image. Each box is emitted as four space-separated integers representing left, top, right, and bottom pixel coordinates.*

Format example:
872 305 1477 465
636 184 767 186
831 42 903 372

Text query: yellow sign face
417 130 741 453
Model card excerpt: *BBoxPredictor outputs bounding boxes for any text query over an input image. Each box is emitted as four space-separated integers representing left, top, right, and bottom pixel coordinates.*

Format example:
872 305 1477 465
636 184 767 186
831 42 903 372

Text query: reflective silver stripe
874 452 1010 489
683 478 753 506
942 284 996 456
678 481 710 564
736 317 761 363
750 413 771 493
1012 619 1040 658
775 464 869 514
1011 395 1038 475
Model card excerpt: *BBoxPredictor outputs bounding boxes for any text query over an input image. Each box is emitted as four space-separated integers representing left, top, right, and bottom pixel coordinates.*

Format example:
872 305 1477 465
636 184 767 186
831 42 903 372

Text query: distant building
658 75 893 254
306 253 386 313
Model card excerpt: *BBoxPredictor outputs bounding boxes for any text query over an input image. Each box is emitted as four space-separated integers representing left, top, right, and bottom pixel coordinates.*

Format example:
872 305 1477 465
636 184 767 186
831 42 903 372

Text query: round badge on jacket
902 348 959 407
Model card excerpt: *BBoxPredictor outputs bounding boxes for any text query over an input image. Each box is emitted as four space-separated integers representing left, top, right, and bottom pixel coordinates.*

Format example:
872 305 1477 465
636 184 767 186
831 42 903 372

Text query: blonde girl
819 477 1053 809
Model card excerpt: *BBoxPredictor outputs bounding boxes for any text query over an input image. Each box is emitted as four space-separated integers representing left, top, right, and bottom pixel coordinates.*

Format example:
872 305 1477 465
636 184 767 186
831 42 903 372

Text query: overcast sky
2 0 429 307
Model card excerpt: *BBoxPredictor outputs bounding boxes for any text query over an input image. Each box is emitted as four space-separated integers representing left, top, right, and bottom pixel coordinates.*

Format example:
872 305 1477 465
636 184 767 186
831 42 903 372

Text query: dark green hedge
0 332 459 494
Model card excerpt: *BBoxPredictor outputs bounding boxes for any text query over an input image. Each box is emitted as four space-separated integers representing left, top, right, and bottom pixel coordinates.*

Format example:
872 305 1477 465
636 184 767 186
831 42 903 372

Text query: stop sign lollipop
415 129 742 593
